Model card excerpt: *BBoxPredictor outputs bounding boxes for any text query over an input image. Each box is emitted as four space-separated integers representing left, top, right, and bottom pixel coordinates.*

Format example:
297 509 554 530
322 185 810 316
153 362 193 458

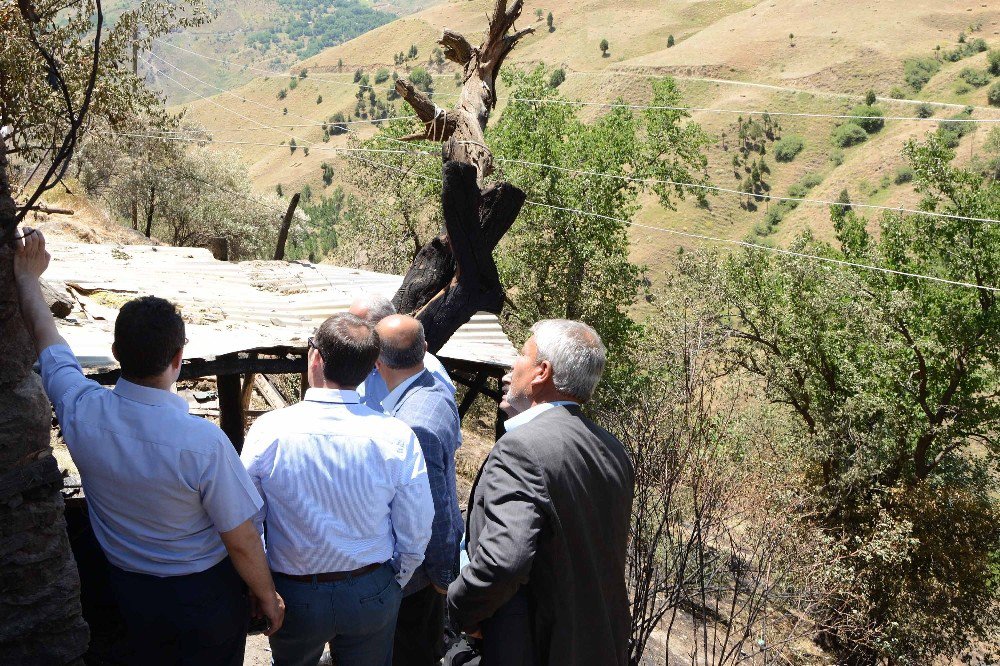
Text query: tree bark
0 136 89 665
391 0 530 352
274 192 300 261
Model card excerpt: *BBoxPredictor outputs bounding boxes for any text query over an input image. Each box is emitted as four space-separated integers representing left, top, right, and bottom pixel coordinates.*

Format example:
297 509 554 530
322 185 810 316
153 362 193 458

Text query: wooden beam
84 353 307 385
274 192 300 261
217 374 245 452
458 371 489 420
255 375 287 409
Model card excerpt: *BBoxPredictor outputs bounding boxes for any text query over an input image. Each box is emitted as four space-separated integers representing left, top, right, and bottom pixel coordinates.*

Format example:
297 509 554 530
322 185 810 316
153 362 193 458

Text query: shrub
374 68 390 84
303 147 309 157
959 67 991 88
316 95 323 104
904 57 941 91
850 104 885 133
938 110 975 147
773 135 805 162
289 77 298 90
894 165 914 185
667 34 675 48
865 89 877 106
989 81 1000 107
353 68 363 83
989 49 1000 76
329 112 348 135
879 173 891 190
276 184 283 197
801 172 824 189
832 123 869 147
289 138 297 154
410 67 433 93
915 103 935 118
830 148 845 166
277 88 287 100
299 68 307 79
954 81 972 95
600 39 610 56
408 44 418 59
547 11 553 31
549 68 566 88
788 183 809 198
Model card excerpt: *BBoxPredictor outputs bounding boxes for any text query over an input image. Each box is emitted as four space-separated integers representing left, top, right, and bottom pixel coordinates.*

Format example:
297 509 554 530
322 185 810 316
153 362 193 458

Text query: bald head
349 294 395 326
376 314 426 370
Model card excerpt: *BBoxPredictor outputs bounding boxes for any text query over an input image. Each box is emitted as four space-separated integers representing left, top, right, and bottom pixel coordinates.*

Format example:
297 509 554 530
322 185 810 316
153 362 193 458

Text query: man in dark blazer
376 315 464 666
448 319 635 666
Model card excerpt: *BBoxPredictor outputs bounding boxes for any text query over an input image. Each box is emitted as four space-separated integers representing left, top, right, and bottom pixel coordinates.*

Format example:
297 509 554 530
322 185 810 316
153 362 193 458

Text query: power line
153 39 461 99
496 158 1000 226
326 151 1000 293
525 200 999 292
104 132 431 156
154 39 1000 124
506 97 1000 123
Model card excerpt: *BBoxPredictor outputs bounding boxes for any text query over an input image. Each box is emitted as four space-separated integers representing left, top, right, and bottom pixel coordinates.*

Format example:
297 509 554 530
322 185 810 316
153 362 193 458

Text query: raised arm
13 228 67 354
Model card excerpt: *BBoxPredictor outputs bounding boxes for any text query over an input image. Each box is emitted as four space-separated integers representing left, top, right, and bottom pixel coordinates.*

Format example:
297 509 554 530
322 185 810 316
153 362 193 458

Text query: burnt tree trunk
0 138 89 664
391 0 531 353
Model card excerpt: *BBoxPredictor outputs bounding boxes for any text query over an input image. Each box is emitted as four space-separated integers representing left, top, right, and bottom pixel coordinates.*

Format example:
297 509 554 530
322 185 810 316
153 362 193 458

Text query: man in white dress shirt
241 312 434 666
348 294 455 409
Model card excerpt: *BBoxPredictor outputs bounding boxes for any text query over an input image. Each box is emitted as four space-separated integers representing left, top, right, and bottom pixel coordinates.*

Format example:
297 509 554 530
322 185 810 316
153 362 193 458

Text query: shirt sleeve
239 420 274 533
39 344 103 430
390 428 433 587
447 435 547 631
201 432 264 534
410 421 460 590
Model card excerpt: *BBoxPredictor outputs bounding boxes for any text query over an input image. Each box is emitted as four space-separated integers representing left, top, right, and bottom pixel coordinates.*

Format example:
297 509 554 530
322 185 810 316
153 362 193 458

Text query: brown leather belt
273 562 383 583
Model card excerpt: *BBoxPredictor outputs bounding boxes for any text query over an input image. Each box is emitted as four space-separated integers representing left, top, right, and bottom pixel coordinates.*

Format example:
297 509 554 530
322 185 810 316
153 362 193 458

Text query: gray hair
380 320 427 369
352 293 396 325
530 319 607 402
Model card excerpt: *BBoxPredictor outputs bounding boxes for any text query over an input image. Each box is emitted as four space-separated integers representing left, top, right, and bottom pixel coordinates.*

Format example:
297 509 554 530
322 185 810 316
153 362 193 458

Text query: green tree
374 68 390 84
548 68 566 88
989 49 1000 76
316 95 323 104
849 104 885 133
486 67 710 382
289 137 297 154
600 38 610 57
408 43 418 59
409 67 434 93
667 34 675 48
865 89 877 106
535 8 543 20
547 11 554 31
989 81 1000 107
685 134 1000 663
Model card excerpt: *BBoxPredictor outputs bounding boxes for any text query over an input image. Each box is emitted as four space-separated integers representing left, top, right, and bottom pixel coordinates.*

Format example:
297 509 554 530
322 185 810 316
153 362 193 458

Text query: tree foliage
682 135 1000 664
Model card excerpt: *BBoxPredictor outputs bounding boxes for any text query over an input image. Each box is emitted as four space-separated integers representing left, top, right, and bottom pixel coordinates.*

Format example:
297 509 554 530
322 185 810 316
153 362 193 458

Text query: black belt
273 561 382 583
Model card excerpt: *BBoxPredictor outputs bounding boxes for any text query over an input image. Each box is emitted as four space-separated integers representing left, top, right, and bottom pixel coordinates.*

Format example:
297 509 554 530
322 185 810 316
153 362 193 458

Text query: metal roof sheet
46 242 518 371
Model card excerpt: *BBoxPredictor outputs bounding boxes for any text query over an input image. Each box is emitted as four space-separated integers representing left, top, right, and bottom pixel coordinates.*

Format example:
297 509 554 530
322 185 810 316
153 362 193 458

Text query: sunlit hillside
166 0 1000 272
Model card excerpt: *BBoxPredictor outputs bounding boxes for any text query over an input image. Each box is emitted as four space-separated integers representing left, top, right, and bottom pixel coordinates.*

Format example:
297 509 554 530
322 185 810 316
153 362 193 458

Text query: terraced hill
165 0 1000 270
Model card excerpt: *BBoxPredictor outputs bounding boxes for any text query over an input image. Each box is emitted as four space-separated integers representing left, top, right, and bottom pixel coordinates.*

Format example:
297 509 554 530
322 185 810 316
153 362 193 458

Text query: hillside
141 0 439 104
166 0 1000 274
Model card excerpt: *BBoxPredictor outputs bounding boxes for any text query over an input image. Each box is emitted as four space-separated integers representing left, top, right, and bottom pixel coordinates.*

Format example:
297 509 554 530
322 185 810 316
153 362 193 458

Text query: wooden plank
458 371 489 420
217 374 245 452
255 375 287 409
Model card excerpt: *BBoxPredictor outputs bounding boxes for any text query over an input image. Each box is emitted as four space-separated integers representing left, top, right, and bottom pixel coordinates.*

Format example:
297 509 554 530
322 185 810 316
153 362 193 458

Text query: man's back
387 371 463 593
241 388 433 581
41 345 260 576
456 405 634 666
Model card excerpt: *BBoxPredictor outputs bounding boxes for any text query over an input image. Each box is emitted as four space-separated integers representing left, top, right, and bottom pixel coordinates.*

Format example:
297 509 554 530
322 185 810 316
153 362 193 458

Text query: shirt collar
113 378 190 413
504 400 579 432
304 388 361 404
381 370 426 415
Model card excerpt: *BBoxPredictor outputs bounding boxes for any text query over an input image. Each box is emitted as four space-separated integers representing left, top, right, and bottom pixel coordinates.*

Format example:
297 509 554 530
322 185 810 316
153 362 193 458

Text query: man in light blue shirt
12 229 284 665
348 294 456 409
242 312 433 666
374 315 463 666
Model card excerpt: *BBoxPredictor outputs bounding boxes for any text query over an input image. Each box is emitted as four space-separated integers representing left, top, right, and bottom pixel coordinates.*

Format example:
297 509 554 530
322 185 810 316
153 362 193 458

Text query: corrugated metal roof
46 242 518 371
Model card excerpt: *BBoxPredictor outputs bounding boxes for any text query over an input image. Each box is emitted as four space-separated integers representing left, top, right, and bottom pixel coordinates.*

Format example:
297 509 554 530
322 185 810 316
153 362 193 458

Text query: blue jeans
270 563 403 666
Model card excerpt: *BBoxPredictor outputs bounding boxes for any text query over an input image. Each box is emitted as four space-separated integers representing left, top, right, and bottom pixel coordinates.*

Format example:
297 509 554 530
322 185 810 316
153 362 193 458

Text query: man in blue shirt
13 229 284 665
374 315 463 666
241 312 433 666
348 294 456 409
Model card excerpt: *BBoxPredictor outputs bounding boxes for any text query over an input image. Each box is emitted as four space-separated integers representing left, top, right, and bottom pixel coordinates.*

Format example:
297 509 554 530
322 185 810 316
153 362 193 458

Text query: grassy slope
173 0 1000 272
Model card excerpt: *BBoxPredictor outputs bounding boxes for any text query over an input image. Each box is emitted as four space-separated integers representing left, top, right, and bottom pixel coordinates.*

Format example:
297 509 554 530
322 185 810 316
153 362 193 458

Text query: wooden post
217 374 245 452
274 192 301 261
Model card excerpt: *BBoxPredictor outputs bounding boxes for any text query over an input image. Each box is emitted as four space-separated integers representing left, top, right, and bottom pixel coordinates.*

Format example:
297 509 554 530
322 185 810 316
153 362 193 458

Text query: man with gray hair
348 294 455 410
448 319 635 666
374 315 463 665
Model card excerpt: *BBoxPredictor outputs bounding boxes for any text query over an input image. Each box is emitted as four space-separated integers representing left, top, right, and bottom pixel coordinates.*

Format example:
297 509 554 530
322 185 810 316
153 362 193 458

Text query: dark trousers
107 556 249 666
393 584 446 666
